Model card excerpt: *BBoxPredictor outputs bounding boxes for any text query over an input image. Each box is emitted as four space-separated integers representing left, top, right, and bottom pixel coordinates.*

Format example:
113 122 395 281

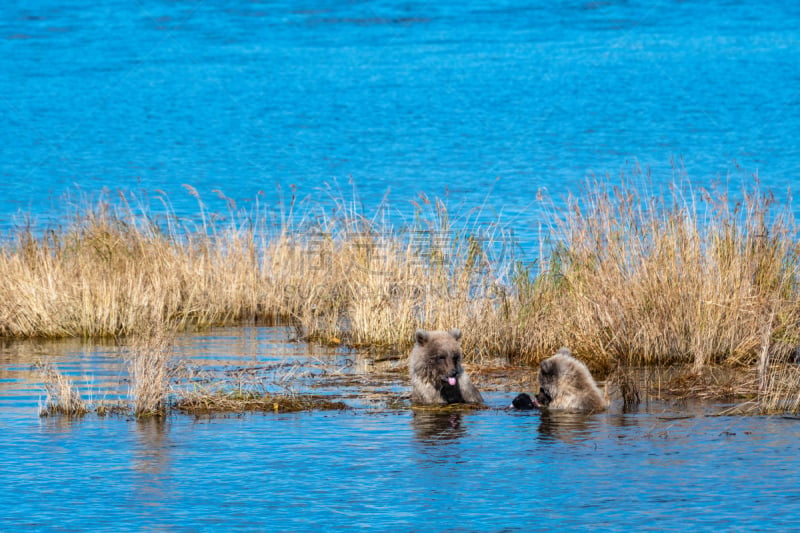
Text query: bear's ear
540 358 557 377
415 329 430 345
449 328 462 341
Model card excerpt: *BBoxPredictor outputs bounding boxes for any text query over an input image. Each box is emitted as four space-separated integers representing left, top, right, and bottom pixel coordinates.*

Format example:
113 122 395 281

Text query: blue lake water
3 0 800 529
3 327 800 531
2 0 799 233
4 405 800 531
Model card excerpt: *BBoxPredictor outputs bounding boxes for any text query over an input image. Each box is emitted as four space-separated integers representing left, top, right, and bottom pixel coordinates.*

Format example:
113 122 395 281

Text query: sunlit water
2 0 800 528
2 327 800 530
1 0 799 238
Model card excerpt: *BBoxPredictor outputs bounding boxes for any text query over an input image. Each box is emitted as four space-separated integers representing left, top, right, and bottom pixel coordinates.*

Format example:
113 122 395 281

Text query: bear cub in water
409 329 483 405
525 347 609 412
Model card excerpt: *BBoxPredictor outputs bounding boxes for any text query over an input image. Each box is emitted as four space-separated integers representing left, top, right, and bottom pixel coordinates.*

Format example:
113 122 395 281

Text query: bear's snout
535 387 552 407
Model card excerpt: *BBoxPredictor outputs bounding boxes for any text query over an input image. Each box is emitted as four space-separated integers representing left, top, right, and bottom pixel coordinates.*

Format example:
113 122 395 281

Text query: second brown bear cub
533 347 609 412
409 329 484 405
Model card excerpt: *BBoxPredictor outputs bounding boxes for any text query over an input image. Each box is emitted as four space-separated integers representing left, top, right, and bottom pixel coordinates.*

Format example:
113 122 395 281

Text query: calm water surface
1 0 799 232
2 327 800 530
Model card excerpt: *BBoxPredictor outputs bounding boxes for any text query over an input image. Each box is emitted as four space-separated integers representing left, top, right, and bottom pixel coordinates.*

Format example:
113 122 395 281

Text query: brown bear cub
409 329 484 405
533 347 609 412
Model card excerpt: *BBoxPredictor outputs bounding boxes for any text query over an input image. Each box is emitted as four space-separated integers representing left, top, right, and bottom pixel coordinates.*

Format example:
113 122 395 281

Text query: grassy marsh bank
9 181 800 412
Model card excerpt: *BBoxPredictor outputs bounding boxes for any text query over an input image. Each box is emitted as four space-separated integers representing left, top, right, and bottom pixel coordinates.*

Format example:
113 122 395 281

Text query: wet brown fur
409 329 484 405
535 347 609 412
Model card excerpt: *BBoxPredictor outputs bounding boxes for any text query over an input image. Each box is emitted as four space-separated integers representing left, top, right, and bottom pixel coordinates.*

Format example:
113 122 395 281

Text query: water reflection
132 417 174 524
411 410 466 443
5 327 800 530
133 417 171 476
536 411 598 443
38 412 80 434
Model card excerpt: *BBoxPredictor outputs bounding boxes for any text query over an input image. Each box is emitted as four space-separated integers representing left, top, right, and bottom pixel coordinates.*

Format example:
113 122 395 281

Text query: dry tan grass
127 329 174 417
173 390 347 414
37 362 88 417
0 190 520 361
517 182 800 372
6 182 800 411
755 352 800 414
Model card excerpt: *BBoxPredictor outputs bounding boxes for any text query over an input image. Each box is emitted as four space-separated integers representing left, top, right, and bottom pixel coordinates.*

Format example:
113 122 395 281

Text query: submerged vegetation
172 392 348 414
37 341 350 419
12 178 800 414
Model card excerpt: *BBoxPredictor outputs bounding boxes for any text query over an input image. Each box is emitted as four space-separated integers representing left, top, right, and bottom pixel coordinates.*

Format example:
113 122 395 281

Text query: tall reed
38 362 88 417
291 193 520 359
517 180 800 374
758 360 800 413
128 330 174 417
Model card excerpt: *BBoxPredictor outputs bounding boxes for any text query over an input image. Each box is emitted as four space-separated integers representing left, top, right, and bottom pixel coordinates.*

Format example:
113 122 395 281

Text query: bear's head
535 355 560 408
413 328 464 388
